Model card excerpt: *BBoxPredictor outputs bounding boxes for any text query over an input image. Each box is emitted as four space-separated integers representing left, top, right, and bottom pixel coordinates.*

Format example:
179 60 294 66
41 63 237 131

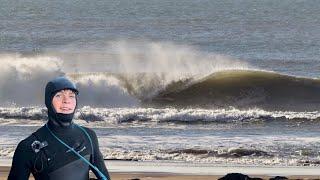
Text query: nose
62 95 71 104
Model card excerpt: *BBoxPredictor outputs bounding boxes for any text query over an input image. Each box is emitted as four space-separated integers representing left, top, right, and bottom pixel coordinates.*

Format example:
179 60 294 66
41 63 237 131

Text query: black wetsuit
8 77 110 180
8 121 110 180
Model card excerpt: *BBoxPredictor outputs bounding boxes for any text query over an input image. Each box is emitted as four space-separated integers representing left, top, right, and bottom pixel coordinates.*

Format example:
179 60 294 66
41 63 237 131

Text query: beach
1 159 320 180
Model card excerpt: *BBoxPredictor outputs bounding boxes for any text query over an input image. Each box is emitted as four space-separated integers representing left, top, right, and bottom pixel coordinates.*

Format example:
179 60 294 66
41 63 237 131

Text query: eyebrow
56 90 76 95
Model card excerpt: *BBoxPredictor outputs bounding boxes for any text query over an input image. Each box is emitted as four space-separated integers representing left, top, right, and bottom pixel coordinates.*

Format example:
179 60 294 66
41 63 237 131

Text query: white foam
73 74 139 107
0 54 64 106
76 107 320 123
1 107 320 124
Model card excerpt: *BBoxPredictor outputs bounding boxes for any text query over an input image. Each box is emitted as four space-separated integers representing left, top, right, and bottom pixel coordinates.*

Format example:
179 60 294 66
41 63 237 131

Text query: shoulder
15 125 48 152
77 125 98 139
81 126 95 133
15 132 38 153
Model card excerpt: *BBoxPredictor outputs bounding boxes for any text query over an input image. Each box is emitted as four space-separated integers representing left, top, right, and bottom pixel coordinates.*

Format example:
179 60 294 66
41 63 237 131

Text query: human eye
69 95 76 98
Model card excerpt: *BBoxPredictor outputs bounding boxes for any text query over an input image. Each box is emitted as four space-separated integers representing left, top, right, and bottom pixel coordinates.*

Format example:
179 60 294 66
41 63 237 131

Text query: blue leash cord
45 123 108 180
74 124 94 161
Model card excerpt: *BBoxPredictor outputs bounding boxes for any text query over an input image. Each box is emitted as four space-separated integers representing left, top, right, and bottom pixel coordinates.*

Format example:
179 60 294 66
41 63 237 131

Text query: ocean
0 0 320 167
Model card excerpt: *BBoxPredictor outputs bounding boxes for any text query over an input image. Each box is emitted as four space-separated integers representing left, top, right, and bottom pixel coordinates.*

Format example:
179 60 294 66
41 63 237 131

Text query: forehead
55 89 76 94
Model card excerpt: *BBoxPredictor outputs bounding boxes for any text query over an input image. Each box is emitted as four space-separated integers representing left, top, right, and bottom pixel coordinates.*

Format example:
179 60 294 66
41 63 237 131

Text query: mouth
60 108 72 111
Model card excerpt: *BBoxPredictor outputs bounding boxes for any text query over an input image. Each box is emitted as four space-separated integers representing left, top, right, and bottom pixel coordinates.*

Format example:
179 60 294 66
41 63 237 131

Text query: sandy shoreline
1 166 222 180
1 159 320 179
1 166 320 180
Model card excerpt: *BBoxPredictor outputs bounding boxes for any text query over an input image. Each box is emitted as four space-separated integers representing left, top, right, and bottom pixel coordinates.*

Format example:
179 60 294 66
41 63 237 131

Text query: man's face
52 89 76 114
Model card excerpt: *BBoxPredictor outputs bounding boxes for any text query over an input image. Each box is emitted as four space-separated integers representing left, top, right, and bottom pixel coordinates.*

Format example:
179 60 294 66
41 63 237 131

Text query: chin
59 111 73 114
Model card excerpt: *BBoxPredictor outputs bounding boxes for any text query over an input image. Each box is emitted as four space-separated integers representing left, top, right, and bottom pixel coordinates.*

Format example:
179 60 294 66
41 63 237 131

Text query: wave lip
148 70 320 111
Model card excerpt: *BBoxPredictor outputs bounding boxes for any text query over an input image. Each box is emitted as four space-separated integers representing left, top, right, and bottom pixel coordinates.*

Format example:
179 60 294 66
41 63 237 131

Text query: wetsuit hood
45 77 79 126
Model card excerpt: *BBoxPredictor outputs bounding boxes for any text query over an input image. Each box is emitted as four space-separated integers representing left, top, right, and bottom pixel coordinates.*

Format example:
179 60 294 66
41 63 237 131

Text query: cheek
70 99 77 108
52 99 61 110
73 101 77 108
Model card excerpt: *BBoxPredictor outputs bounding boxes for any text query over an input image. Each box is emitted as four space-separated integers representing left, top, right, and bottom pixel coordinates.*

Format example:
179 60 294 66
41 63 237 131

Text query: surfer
8 77 110 180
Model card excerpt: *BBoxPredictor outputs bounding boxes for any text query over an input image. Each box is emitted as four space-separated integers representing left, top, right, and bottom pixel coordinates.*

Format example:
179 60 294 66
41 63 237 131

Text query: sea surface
0 0 320 166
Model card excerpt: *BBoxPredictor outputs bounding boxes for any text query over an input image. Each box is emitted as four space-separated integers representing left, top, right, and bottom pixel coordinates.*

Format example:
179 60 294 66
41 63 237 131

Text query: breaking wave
1 41 319 112
1 107 320 124
0 40 250 107
149 70 320 111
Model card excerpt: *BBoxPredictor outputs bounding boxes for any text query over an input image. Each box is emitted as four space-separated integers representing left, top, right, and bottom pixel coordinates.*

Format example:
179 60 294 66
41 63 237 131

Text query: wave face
149 70 320 111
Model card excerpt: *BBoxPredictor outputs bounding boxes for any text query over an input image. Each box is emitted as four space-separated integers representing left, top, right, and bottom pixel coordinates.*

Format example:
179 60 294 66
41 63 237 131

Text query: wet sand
1 165 320 180
1 158 320 180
